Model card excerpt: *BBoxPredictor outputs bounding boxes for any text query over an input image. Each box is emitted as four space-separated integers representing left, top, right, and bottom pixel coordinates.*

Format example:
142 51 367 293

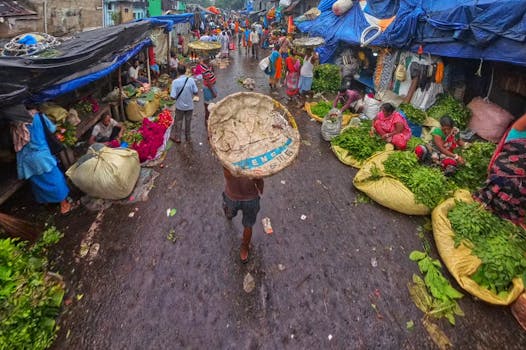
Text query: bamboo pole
146 47 151 84
118 66 124 121
167 31 171 75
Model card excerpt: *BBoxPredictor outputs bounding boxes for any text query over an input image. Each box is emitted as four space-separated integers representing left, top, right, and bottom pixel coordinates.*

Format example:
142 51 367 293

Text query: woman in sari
285 50 300 99
473 113 526 227
12 104 71 213
370 103 412 150
414 116 466 175
266 47 282 90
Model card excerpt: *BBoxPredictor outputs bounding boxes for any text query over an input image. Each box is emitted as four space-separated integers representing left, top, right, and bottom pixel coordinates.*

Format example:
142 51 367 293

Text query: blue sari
17 113 69 203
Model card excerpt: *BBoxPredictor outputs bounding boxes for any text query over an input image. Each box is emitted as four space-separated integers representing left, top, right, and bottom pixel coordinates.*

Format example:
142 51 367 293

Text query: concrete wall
0 0 102 38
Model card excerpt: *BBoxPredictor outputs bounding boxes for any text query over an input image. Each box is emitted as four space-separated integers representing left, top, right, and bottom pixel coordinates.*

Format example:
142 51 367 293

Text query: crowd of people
7 13 525 263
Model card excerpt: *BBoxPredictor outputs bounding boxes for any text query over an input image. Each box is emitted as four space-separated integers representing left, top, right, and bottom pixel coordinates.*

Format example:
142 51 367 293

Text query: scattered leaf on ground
243 273 255 293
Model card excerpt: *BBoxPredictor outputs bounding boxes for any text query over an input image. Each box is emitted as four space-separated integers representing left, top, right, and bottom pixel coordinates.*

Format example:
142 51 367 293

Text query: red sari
285 56 300 96
373 111 412 149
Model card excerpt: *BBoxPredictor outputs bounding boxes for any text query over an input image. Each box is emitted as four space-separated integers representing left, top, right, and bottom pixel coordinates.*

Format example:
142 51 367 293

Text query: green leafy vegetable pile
310 101 332 118
399 103 427 125
427 94 471 130
448 201 526 296
331 121 386 161
0 227 65 350
310 101 346 118
409 251 464 325
383 152 451 208
312 64 341 93
451 142 496 191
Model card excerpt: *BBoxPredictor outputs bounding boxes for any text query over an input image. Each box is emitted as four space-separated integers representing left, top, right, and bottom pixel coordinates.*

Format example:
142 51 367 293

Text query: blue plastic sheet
363 0 400 19
297 0 526 66
32 39 152 103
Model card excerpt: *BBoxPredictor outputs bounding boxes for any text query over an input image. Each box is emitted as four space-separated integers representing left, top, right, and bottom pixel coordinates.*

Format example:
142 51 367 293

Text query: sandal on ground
240 243 250 263
60 201 71 215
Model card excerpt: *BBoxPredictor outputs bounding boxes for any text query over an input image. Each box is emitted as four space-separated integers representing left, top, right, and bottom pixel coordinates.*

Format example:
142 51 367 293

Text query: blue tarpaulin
143 13 195 31
33 39 152 103
298 0 526 66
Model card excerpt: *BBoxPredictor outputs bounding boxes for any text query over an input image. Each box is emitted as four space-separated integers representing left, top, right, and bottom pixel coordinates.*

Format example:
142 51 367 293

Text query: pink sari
373 111 412 149
285 56 300 97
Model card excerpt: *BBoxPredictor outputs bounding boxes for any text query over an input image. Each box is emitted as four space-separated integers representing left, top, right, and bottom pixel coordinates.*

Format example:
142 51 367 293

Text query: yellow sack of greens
331 143 393 169
125 98 160 122
304 101 355 126
432 190 524 305
40 102 68 123
353 151 431 215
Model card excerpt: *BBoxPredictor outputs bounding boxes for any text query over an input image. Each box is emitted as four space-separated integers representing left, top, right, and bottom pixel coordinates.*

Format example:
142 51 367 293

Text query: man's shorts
222 192 260 227
203 86 217 103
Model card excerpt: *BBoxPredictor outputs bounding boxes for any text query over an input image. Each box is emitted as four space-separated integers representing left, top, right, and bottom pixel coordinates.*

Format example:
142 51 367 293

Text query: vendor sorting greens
414 116 467 176
333 87 364 114
370 103 412 150
89 112 124 145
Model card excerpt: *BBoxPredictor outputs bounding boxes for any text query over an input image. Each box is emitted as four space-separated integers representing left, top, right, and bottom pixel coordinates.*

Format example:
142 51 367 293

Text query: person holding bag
170 64 198 143
11 104 71 214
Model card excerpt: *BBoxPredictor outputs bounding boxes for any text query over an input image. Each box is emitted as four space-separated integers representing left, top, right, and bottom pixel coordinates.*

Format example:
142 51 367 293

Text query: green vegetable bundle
310 101 332 118
451 142 496 191
0 228 65 350
384 152 452 208
399 103 427 125
448 201 526 296
409 251 464 325
427 94 471 130
331 121 386 161
312 64 341 93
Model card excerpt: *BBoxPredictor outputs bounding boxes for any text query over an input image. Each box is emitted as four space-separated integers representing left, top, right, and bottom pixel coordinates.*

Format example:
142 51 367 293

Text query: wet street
4 48 526 349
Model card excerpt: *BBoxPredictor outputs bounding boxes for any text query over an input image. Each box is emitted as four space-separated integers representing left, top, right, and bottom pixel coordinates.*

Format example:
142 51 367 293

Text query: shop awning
297 0 526 66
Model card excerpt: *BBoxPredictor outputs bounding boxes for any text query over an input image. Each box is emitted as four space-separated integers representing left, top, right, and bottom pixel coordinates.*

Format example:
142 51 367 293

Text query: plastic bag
431 190 524 305
395 63 406 81
40 102 68 123
353 151 431 215
467 97 515 143
321 108 342 141
259 56 270 71
332 0 353 16
363 95 381 120
125 97 160 122
66 144 141 200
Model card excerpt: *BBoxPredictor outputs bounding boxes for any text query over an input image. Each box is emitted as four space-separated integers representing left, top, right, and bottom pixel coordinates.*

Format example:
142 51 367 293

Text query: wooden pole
167 31 171 75
146 47 151 84
118 66 124 121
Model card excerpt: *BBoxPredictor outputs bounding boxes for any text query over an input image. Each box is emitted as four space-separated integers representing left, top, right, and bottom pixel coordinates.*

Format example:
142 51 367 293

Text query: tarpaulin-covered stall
297 0 526 66
0 21 162 112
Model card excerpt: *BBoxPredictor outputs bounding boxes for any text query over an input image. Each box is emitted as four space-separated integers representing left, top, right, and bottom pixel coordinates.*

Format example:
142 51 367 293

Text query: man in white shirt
249 28 260 59
89 113 124 145
128 60 146 86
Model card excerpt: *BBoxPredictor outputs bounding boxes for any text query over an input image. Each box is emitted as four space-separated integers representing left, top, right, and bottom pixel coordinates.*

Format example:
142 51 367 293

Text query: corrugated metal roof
0 0 36 17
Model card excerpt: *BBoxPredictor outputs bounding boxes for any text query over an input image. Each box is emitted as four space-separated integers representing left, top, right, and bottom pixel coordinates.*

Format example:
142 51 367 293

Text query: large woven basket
187 41 221 52
208 92 301 178
292 36 325 48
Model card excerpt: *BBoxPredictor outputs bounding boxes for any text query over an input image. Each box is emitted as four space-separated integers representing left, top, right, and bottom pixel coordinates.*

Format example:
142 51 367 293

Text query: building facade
104 0 147 26
0 0 103 38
